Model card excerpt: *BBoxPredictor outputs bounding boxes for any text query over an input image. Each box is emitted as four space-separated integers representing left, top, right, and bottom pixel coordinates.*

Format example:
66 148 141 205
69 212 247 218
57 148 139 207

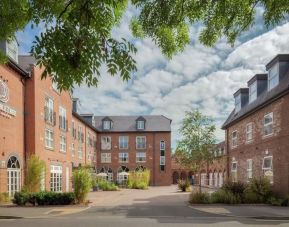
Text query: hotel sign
0 79 16 118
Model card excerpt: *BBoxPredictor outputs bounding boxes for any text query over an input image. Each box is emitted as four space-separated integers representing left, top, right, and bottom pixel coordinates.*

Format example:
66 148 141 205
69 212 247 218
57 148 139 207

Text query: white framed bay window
45 128 54 149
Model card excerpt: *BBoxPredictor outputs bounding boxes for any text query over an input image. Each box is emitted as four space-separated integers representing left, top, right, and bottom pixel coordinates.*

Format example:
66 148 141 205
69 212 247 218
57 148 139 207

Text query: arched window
7 156 21 196
135 166 146 172
117 166 129 184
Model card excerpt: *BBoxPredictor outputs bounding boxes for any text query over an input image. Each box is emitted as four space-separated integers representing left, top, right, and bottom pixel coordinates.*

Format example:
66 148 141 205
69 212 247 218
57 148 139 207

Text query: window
60 135 66 152
160 156 166 166
268 63 279 91
136 152 146 162
137 120 145 130
7 156 21 197
101 136 111 150
101 153 111 163
78 145 83 159
7 40 18 62
249 81 257 103
231 131 237 148
247 159 253 180
264 113 273 136
119 136 128 149
71 143 75 157
103 120 111 130
235 94 241 112
263 156 273 183
72 121 76 139
136 136 146 149
78 126 84 143
246 123 253 142
119 153 129 163
160 141 165 150
59 106 67 130
44 96 54 125
231 161 237 182
45 128 54 149
50 165 62 192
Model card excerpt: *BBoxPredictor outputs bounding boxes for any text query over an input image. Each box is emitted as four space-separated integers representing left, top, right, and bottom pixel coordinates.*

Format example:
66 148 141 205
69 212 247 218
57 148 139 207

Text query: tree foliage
73 167 92 204
176 109 216 171
1 0 289 89
23 155 46 193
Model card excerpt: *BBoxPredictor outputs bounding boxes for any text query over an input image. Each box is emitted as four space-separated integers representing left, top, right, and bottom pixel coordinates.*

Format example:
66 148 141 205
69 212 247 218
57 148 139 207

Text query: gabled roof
136 116 146 122
222 70 289 129
72 111 99 133
94 115 171 132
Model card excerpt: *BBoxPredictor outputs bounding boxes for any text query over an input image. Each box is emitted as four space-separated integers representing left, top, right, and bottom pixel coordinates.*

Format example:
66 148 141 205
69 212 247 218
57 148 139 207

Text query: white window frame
101 136 112 150
59 106 67 130
136 152 146 163
231 161 238 182
101 153 111 163
45 128 54 149
246 123 253 142
231 161 237 172
264 113 273 136
78 145 83 159
231 131 238 148
249 81 257 103
44 96 54 124
262 156 273 170
60 134 66 152
52 81 60 93
160 156 166 165
50 165 62 192
247 159 253 180
160 140 165 150
137 120 145 130
71 143 75 157
136 136 146 149
235 94 241 112
119 136 129 149
268 63 279 91
103 121 111 130
119 152 129 163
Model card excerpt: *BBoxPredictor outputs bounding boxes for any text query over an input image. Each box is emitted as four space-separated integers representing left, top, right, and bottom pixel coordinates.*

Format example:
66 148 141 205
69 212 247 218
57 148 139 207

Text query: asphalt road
1 186 289 227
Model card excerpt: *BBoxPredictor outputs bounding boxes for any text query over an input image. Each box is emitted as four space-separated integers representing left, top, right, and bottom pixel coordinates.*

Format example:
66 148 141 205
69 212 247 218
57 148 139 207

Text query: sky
17 6 289 149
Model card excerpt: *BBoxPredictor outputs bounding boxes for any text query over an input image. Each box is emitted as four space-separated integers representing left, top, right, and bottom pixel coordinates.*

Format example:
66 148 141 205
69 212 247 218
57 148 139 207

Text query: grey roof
94 115 172 132
222 70 289 129
18 55 36 72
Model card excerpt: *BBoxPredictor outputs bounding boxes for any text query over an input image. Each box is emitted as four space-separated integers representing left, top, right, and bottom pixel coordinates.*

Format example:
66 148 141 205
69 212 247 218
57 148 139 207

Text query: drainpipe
226 129 230 179
153 132 156 186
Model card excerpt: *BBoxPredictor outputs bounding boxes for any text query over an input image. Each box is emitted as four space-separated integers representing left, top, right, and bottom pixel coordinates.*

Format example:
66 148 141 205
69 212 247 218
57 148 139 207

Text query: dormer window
249 81 257 103
235 94 241 112
268 63 279 91
103 120 111 130
137 120 145 130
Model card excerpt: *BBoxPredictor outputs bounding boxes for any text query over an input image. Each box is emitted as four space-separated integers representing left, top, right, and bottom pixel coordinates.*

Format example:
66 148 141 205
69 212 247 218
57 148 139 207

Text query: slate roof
94 115 172 132
222 70 289 129
18 55 36 72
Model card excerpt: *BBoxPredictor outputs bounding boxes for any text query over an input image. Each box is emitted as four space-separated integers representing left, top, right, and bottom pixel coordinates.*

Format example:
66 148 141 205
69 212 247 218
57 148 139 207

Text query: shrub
210 189 241 204
13 192 30 206
13 191 75 206
0 192 9 203
246 177 272 203
127 170 150 189
189 190 210 204
243 190 261 204
222 180 247 197
177 179 191 192
23 155 46 193
267 196 283 206
97 179 118 191
73 167 92 204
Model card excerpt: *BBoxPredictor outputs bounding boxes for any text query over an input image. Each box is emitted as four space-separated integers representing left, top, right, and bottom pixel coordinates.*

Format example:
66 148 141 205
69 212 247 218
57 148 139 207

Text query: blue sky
17 7 289 149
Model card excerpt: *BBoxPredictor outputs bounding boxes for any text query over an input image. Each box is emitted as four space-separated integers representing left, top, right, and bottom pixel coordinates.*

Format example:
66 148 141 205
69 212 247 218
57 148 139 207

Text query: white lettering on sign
0 102 16 118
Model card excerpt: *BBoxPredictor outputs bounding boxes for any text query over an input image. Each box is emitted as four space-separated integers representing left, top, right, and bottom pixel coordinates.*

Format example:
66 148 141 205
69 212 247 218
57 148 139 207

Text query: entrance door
66 167 70 192
7 156 21 197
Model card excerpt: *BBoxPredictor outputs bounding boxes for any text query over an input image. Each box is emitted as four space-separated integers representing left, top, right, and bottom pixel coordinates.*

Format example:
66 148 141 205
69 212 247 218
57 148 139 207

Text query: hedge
13 191 75 206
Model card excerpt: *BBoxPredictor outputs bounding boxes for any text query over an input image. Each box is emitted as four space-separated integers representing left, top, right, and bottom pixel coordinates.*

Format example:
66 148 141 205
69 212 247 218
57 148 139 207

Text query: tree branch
58 0 75 20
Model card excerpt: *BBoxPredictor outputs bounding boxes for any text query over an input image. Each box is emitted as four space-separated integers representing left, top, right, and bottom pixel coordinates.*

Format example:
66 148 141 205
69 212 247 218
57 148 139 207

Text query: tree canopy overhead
1 0 288 90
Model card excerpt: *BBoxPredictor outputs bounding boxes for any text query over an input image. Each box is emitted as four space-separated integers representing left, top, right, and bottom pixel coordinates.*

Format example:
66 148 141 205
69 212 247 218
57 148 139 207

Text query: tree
176 109 216 192
23 155 46 192
1 1 288 90
73 167 92 204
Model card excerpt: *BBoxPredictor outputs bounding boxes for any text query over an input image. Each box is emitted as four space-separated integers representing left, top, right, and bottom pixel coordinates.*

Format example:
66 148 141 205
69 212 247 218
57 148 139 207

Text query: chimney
72 98 80 114
233 88 249 112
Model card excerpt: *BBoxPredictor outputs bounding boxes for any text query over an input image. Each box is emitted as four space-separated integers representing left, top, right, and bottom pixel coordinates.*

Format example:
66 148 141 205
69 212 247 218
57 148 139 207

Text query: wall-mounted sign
0 79 16 118
0 79 9 103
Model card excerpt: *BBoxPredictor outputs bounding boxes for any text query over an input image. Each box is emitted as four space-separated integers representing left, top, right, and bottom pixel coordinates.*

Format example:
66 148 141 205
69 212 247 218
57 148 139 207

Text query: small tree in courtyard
23 155 46 192
176 109 216 192
73 167 92 204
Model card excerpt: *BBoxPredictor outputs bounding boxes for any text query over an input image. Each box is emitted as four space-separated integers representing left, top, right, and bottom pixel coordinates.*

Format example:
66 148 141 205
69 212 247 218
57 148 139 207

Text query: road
1 186 289 227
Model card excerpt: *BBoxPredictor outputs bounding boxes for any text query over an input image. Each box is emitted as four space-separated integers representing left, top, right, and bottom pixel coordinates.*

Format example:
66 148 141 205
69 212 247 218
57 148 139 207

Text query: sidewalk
0 205 89 219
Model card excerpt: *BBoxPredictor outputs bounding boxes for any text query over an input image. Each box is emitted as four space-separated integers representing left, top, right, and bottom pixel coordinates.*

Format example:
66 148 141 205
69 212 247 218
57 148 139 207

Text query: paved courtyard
1 186 289 227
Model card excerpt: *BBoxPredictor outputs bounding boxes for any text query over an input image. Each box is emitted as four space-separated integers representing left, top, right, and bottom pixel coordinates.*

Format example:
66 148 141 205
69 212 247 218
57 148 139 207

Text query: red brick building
222 54 289 196
91 116 172 186
171 142 226 187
